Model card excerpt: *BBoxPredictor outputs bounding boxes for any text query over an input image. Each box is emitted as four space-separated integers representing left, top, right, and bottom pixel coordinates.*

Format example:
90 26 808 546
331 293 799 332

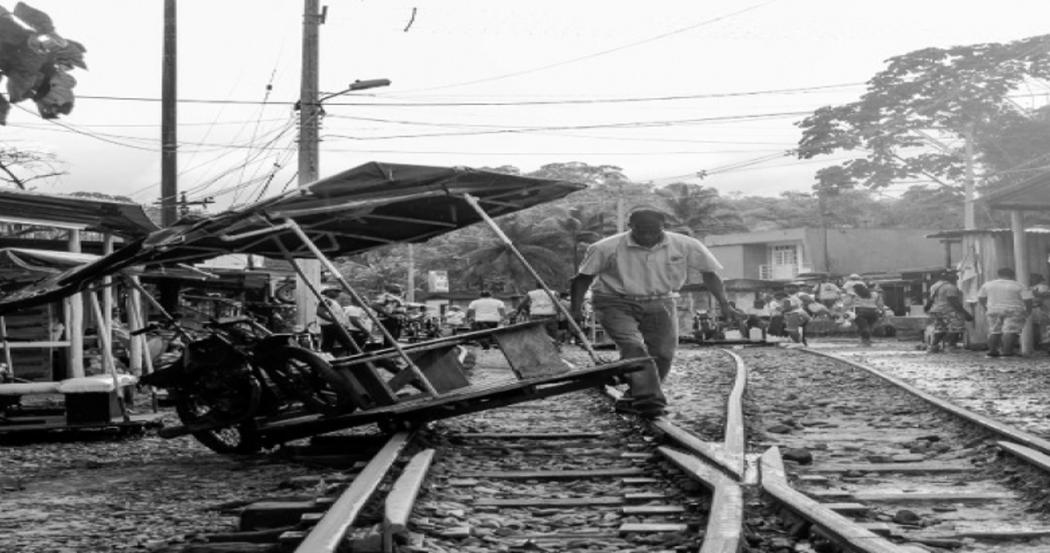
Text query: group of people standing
740 275 887 347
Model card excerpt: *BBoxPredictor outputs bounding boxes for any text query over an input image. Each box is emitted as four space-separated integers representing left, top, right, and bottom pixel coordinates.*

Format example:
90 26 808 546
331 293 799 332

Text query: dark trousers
854 307 880 342
472 321 499 349
379 316 403 346
320 324 355 354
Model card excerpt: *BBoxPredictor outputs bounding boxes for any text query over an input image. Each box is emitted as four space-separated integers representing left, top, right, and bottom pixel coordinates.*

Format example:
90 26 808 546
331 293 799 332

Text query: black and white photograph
2 1 1050 551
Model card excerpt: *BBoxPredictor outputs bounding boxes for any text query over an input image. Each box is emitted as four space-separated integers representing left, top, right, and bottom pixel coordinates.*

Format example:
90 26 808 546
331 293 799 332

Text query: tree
0 2 86 124
0 145 62 189
654 182 745 237
457 215 570 294
797 34 1050 194
541 205 612 274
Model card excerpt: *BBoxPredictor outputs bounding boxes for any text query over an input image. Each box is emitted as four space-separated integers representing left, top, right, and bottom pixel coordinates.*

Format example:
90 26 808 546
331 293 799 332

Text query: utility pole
963 123 977 230
161 0 177 227
158 0 179 313
406 244 415 302
616 182 625 232
295 0 323 329
819 192 831 274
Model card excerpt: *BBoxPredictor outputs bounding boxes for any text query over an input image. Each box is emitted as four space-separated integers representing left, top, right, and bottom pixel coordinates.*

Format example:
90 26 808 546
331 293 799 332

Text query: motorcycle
692 309 725 343
139 315 355 454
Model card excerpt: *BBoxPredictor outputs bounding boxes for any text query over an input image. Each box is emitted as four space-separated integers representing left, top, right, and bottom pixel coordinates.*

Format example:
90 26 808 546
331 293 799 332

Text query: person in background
467 290 506 350
923 271 972 353
570 207 730 418
372 283 406 344
842 273 864 298
742 294 770 341
977 267 1032 357
814 276 842 309
766 290 787 337
851 282 884 346
515 282 560 342
1031 274 1050 354
781 282 811 345
342 296 374 350
443 304 467 334
555 291 573 345
316 285 354 354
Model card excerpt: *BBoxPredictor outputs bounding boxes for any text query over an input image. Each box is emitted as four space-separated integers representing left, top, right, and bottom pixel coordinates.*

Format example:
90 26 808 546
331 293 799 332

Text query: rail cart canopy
0 248 99 292
0 162 584 314
0 188 158 238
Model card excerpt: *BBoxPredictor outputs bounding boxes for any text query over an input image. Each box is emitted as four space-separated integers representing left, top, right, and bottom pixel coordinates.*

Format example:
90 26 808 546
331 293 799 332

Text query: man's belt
593 292 677 302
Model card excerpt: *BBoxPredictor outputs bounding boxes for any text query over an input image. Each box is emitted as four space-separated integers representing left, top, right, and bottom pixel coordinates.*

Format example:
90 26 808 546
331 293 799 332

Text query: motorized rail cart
0 162 644 453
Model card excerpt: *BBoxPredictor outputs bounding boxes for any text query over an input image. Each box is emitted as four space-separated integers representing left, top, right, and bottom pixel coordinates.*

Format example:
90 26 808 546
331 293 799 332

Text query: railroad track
152 344 1050 553
160 348 746 552
745 346 1050 553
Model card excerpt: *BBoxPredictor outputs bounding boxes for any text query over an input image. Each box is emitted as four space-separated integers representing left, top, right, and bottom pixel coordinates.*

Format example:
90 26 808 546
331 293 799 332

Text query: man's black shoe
615 402 666 419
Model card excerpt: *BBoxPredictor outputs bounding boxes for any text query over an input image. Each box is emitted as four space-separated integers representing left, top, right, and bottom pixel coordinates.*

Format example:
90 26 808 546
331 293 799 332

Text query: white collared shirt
578 230 723 297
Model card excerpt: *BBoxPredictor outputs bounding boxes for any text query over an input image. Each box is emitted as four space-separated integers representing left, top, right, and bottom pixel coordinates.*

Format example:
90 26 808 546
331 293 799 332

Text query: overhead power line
396 0 781 93
72 81 862 108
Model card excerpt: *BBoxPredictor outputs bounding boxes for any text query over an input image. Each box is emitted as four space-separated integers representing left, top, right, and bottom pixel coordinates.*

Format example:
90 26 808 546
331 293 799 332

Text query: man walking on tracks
569 207 730 418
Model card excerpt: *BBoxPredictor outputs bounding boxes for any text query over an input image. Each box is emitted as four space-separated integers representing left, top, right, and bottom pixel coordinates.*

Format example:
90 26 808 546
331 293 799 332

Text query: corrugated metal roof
926 227 1050 238
0 188 157 238
981 179 1050 211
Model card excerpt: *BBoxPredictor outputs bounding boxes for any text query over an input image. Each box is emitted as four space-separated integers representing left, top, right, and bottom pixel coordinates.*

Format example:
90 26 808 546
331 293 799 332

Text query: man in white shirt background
467 290 506 350
977 267 1032 357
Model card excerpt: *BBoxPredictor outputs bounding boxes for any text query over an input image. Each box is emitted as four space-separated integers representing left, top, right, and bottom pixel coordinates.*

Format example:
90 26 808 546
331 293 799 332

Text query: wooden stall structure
0 190 160 431
926 227 1050 352
980 181 1050 355
0 162 645 450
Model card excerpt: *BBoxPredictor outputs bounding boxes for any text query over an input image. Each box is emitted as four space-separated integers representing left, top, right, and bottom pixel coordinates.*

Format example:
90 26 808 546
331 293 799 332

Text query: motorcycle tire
267 346 358 415
173 385 262 455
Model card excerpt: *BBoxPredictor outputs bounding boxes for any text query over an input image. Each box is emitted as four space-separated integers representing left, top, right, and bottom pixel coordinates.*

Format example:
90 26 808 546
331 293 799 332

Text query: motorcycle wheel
173 373 262 455
267 346 358 415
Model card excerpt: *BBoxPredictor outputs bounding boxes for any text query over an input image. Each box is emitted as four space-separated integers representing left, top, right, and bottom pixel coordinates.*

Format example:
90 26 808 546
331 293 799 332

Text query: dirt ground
2 339 1047 552
0 410 321 553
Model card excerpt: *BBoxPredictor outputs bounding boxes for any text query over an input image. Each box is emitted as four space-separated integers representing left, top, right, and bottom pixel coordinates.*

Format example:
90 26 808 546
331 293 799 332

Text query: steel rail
603 347 748 551
292 432 413 553
660 446 743 553
801 348 1050 456
760 446 909 553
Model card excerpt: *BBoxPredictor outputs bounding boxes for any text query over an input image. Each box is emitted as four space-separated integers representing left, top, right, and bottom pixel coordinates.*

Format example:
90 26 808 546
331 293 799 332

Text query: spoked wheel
266 346 358 415
172 366 263 455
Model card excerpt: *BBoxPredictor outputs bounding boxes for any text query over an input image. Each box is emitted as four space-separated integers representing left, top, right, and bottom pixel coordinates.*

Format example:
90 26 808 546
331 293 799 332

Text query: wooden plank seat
328 321 567 410
257 357 647 446
0 381 61 396
0 375 138 427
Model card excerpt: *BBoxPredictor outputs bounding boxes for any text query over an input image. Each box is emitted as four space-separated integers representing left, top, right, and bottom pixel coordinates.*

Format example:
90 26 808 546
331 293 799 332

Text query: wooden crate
2 304 55 381
9 349 52 381
3 304 52 339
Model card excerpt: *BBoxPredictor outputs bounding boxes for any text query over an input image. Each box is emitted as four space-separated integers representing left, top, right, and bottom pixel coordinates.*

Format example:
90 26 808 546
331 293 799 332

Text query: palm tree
543 205 614 273
458 216 571 294
656 182 746 237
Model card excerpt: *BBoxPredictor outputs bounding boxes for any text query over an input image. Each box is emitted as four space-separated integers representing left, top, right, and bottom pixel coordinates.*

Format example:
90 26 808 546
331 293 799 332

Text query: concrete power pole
295 0 323 329
157 0 180 313
963 123 977 230
161 0 177 227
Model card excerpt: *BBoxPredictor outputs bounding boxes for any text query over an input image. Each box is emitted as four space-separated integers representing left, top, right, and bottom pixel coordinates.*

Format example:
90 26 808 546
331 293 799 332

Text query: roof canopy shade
0 189 158 238
981 178 1050 211
0 162 584 314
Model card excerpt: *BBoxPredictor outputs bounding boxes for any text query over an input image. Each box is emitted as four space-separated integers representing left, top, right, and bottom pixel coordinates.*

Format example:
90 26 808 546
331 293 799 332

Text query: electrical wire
395 0 780 93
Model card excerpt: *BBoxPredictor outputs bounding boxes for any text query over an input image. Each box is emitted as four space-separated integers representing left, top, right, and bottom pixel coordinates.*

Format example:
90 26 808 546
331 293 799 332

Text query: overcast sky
6 0 1050 210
